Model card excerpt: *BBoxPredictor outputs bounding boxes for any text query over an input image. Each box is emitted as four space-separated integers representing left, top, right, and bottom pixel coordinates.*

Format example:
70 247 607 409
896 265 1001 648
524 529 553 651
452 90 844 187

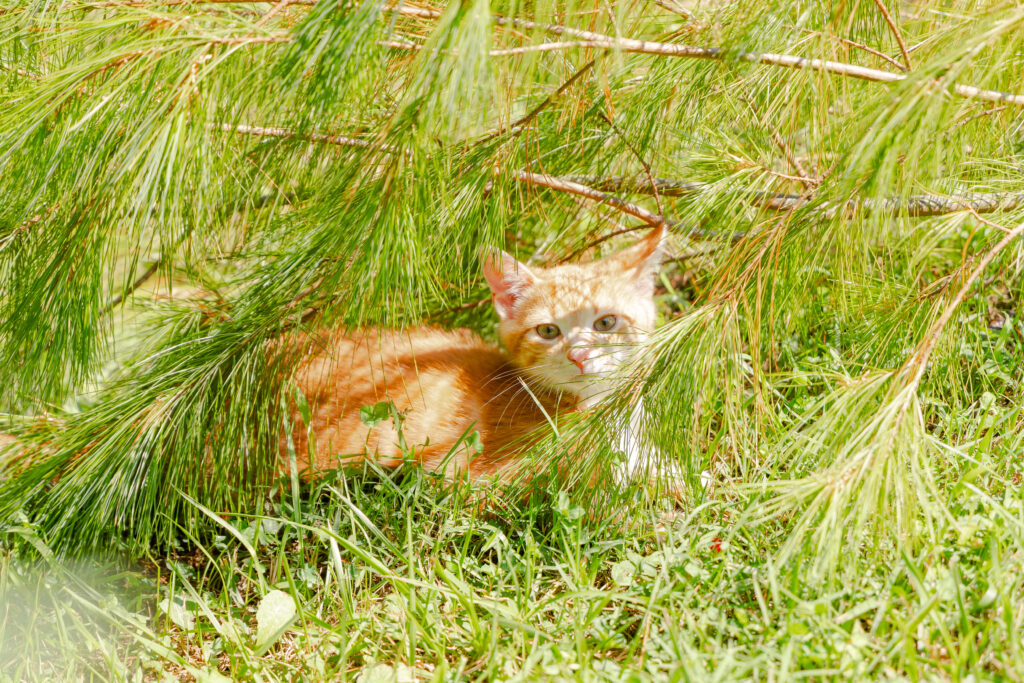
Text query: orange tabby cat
286 226 665 483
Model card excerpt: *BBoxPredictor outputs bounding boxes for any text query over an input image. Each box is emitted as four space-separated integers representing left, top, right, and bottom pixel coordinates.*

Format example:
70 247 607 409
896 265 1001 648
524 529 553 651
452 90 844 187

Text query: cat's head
482 226 664 407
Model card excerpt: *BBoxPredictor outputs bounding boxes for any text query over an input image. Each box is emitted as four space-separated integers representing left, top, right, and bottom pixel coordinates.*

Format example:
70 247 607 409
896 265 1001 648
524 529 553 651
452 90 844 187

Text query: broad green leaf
360 401 393 428
610 560 635 587
254 590 297 654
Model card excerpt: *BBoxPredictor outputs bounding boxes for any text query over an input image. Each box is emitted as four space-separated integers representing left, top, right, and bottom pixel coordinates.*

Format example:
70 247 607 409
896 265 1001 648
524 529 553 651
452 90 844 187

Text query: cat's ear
608 225 666 296
481 248 537 320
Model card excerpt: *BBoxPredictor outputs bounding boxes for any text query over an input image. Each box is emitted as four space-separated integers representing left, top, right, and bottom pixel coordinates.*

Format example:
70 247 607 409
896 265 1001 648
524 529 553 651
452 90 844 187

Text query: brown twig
515 172 740 239
513 171 671 230
254 0 294 27
951 105 1009 129
964 205 1014 233
0 204 63 249
432 297 491 318
104 259 162 311
651 0 692 19
0 61 42 80
221 123 403 154
869 0 912 70
566 224 649 261
286 276 325 310
788 24 906 72
905 218 1024 386
664 244 723 264
481 58 596 142
598 111 666 214
742 98 816 190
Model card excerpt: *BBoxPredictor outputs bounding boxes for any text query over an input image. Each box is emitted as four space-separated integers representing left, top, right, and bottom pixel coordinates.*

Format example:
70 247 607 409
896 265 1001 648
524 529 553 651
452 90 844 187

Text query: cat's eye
535 324 561 340
593 315 618 332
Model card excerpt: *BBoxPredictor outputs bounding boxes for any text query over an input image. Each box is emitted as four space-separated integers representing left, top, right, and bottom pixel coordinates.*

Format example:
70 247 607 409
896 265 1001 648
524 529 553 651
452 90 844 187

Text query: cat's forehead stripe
518 270 633 320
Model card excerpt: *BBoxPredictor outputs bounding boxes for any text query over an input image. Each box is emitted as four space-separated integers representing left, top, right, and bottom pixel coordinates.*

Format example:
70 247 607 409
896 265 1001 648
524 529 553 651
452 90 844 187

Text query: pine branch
72 3 1022 106
904 218 1024 386
217 123 717 238
221 123 403 154
490 16 1024 106
512 171 674 229
568 176 1024 217
222 121 1024 220
0 61 41 80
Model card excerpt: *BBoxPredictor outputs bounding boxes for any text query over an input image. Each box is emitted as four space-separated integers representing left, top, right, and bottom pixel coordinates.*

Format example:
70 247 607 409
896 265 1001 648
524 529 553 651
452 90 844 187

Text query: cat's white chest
611 400 657 480
610 399 687 490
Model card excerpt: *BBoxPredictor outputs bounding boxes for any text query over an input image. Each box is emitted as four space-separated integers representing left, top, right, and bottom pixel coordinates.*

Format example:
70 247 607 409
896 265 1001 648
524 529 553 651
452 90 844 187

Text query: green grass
4 467 1023 681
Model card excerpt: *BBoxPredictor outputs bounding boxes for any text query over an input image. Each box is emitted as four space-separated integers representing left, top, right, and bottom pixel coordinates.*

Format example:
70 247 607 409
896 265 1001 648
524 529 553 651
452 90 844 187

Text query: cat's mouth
578 356 616 377
567 365 614 385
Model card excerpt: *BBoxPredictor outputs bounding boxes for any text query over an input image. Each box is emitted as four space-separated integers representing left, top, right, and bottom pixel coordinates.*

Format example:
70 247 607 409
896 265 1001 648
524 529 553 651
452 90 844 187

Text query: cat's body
286 327 573 480
284 227 666 485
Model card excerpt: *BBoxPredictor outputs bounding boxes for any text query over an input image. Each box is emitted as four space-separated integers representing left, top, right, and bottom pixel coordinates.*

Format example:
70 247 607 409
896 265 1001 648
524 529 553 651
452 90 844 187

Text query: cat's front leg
612 400 686 496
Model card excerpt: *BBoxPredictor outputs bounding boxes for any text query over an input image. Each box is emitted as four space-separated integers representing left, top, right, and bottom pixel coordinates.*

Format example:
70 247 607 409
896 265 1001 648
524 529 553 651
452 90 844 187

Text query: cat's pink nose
567 347 589 371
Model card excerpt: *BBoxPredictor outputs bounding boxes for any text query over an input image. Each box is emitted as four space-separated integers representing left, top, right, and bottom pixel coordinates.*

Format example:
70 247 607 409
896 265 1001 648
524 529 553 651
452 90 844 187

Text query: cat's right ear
481 249 537 320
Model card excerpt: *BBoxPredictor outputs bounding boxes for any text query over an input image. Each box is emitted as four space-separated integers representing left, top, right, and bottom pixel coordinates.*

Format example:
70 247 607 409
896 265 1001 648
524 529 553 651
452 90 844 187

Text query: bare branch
494 17 902 80
950 104 1008 129
513 171 670 229
569 175 1024 217
218 123 1024 221
490 17 1024 105
513 172 741 240
220 123 404 154
26 2 1024 106
787 24 906 72
489 41 613 56
950 83 1024 106
394 13 1023 106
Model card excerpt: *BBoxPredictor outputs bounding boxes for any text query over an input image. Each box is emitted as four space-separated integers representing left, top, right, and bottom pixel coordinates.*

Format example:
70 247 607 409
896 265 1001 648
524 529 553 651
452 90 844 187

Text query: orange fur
283 227 664 484
284 328 574 481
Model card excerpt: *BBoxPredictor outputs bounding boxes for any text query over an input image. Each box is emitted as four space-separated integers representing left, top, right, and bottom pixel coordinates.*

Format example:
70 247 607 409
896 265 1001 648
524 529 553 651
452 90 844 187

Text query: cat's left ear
609 225 666 296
